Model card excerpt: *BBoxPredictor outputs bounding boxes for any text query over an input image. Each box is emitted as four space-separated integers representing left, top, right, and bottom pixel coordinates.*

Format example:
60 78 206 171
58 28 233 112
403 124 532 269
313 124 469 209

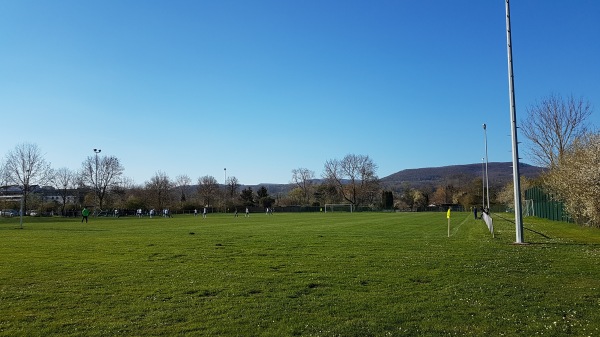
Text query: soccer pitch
1 212 600 336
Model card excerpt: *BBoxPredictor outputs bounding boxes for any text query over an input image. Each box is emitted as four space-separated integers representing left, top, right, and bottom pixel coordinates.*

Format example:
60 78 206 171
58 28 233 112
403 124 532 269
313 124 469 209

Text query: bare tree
175 174 192 204
291 168 315 205
226 176 240 199
80 154 124 210
323 154 379 207
0 163 9 191
118 176 137 190
53 167 76 216
197 175 219 206
521 93 593 168
3 143 53 213
0 164 6 185
145 171 173 211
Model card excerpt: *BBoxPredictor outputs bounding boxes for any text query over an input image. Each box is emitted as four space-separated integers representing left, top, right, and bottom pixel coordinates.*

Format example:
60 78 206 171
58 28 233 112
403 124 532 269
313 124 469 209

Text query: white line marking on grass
449 214 471 237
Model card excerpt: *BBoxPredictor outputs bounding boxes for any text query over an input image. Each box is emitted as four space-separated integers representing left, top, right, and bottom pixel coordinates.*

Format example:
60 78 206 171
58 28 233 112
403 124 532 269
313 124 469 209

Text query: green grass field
1 212 600 336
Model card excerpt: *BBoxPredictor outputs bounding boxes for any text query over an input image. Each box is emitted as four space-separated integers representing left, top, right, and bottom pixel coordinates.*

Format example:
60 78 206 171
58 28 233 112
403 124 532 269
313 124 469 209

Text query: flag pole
447 207 451 237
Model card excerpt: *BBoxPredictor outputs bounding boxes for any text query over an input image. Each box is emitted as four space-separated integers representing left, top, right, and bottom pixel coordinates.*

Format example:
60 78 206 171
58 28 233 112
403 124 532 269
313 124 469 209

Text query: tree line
1 93 597 224
0 145 488 216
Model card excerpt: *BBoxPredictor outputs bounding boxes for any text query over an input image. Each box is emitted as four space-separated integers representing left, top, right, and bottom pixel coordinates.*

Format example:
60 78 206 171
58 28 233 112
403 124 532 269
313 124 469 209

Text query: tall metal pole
19 169 29 229
505 0 524 243
94 148 101 213
481 158 485 210
19 190 24 229
483 124 490 211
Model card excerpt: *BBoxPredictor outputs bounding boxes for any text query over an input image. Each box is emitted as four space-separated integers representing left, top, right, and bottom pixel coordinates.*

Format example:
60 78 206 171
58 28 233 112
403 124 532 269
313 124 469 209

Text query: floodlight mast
505 0 524 243
481 158 485 209
94 149 101 212
483 124 490 211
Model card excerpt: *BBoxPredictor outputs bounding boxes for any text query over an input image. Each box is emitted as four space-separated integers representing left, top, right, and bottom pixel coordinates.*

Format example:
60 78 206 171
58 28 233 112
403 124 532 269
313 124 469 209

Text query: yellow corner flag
447 208 451 237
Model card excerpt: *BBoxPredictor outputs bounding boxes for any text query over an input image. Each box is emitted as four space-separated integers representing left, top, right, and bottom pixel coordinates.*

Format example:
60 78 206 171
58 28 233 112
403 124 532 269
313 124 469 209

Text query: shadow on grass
493 212 600 247
493 212 552 239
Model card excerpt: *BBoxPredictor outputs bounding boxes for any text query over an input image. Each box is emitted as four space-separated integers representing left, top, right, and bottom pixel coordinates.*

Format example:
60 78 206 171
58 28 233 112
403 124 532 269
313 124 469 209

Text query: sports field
1 212 599 336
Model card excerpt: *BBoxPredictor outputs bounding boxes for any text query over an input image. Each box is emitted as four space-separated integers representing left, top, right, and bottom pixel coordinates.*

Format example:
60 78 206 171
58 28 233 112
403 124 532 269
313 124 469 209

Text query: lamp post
483 124 490 211
19 192 24 229
63 182 68 216
481 158 485 210
93 148 101 213
19 169 29 229
224 168 227 213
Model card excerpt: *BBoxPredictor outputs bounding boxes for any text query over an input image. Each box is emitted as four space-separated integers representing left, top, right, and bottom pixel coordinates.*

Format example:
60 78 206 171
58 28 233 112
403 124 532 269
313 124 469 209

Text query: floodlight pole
505 0 524 243
481 158 485 210
19 169 29 229
94 148 101 214
483 124 490 211
19 191 24 229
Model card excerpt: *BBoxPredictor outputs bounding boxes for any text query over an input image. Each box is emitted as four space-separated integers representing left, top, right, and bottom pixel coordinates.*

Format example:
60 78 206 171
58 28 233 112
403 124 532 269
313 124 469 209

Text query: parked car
1 209 19 217
29 210 38 216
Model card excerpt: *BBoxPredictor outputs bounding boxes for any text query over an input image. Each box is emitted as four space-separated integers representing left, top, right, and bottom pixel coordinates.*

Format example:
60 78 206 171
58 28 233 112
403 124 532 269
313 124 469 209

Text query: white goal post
524 199 535 217
324 204 353 213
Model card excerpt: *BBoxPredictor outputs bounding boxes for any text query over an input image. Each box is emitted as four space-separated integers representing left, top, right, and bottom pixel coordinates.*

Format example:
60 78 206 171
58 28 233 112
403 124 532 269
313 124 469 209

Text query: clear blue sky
1 1 599 185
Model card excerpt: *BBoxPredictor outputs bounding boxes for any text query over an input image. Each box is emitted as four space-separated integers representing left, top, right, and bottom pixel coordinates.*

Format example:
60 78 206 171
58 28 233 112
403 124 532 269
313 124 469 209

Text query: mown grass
1 212 599 336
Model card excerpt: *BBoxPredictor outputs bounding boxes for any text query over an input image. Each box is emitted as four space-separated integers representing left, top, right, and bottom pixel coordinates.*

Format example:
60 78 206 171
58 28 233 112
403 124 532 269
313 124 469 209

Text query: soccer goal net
524 199 535 217
324 204 353 213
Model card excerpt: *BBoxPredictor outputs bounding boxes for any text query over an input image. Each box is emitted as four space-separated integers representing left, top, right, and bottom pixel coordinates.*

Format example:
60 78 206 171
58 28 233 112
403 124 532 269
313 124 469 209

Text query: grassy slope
1 212 599 336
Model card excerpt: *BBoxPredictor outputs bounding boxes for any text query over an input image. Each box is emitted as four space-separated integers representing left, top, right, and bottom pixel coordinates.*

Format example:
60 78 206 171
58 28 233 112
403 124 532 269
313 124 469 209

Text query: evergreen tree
240 187 254 206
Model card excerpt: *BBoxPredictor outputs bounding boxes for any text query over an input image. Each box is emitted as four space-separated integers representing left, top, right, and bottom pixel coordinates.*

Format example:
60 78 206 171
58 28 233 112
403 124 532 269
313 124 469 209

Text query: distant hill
380 162 545 191
243 183 292 196
230 162 545 195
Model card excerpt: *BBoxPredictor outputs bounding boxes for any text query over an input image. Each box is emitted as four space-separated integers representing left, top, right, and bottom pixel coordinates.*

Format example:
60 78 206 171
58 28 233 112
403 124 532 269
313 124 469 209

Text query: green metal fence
524 186 571 222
